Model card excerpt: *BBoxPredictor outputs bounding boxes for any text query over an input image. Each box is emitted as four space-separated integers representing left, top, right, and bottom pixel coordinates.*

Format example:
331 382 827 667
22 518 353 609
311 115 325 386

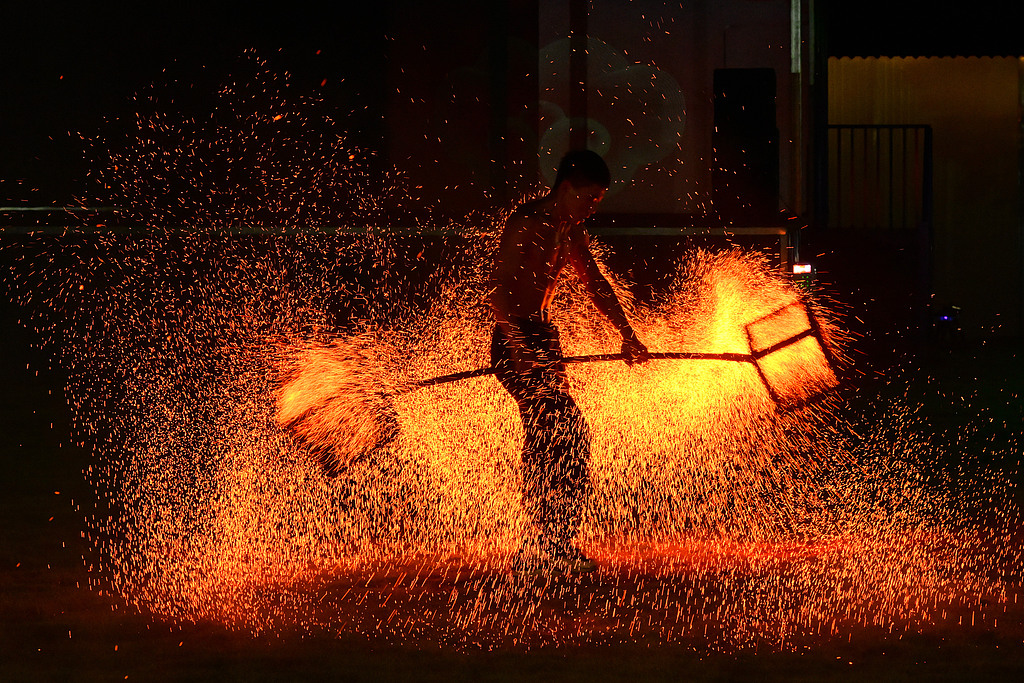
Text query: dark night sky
1 0 1020 205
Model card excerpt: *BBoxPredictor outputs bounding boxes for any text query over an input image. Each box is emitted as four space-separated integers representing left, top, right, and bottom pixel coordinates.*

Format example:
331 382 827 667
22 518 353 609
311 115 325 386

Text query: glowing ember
5 59 1018 651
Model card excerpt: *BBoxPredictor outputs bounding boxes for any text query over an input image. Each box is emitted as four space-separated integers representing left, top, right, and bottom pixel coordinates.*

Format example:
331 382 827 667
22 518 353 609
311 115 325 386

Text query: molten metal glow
6 58 1017 651
74 245 1015 649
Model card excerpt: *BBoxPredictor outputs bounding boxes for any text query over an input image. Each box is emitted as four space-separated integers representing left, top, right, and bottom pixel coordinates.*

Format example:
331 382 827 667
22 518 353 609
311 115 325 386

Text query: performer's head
552 150 610 222
553 149 611 191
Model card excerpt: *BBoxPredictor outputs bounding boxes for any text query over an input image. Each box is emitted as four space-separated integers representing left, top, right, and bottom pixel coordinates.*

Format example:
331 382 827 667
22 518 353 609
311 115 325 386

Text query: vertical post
790 0 804 218
569 0 588 150
487 0 540 202
901 125 910 231
921 124 934 340
1019 58 1024 336
488 0 510 202
885 126 891 230
811 2 829 231
922 127 933 248
833 126 842 230
859 126 868 228
845 127 851 228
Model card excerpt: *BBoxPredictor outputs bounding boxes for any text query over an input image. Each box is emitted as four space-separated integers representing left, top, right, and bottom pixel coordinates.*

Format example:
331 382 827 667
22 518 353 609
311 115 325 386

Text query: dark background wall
3 1 1023 348
0 1 389 206
3 0 1021 208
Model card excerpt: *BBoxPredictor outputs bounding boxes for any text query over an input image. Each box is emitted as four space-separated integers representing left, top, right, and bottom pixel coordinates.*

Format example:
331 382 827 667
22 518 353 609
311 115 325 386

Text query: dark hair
553 149 611 190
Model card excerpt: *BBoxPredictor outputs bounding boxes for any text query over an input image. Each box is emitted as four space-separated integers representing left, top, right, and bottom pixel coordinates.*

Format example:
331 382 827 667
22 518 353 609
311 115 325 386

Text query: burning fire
6 58 1016 650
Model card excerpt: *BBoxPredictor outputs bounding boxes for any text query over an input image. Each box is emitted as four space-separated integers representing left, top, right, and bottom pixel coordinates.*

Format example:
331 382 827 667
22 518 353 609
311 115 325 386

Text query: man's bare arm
568 228 648 361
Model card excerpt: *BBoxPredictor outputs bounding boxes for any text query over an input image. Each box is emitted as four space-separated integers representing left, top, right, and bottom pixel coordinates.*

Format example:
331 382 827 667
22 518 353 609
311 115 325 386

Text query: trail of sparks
2 56 1019 651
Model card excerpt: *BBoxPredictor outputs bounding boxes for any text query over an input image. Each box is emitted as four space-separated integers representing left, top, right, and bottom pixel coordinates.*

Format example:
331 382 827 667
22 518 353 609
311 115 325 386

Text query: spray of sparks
4 55 1019 650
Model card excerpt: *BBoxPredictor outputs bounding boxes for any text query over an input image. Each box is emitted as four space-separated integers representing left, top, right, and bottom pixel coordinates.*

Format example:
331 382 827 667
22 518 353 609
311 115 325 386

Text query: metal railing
827 124 933 233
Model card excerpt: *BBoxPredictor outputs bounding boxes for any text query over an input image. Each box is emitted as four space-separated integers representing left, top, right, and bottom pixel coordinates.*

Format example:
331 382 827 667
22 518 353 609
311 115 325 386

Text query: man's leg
492 322 594 571
526 389 591 564
492 324 551 534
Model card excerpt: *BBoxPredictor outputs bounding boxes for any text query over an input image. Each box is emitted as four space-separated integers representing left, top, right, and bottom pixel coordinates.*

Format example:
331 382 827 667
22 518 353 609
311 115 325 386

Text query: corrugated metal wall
829 57 1022 337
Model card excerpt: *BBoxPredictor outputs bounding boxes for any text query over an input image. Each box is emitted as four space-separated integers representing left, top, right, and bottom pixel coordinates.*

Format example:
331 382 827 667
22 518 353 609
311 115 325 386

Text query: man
490 149 649 575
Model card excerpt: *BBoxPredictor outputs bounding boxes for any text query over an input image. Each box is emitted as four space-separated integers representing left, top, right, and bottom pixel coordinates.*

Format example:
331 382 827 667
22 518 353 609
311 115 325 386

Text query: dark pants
491 319 591 547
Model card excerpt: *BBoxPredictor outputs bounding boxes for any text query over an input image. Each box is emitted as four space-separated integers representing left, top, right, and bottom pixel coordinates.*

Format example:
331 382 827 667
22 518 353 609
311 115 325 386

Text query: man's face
563 181 607 222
